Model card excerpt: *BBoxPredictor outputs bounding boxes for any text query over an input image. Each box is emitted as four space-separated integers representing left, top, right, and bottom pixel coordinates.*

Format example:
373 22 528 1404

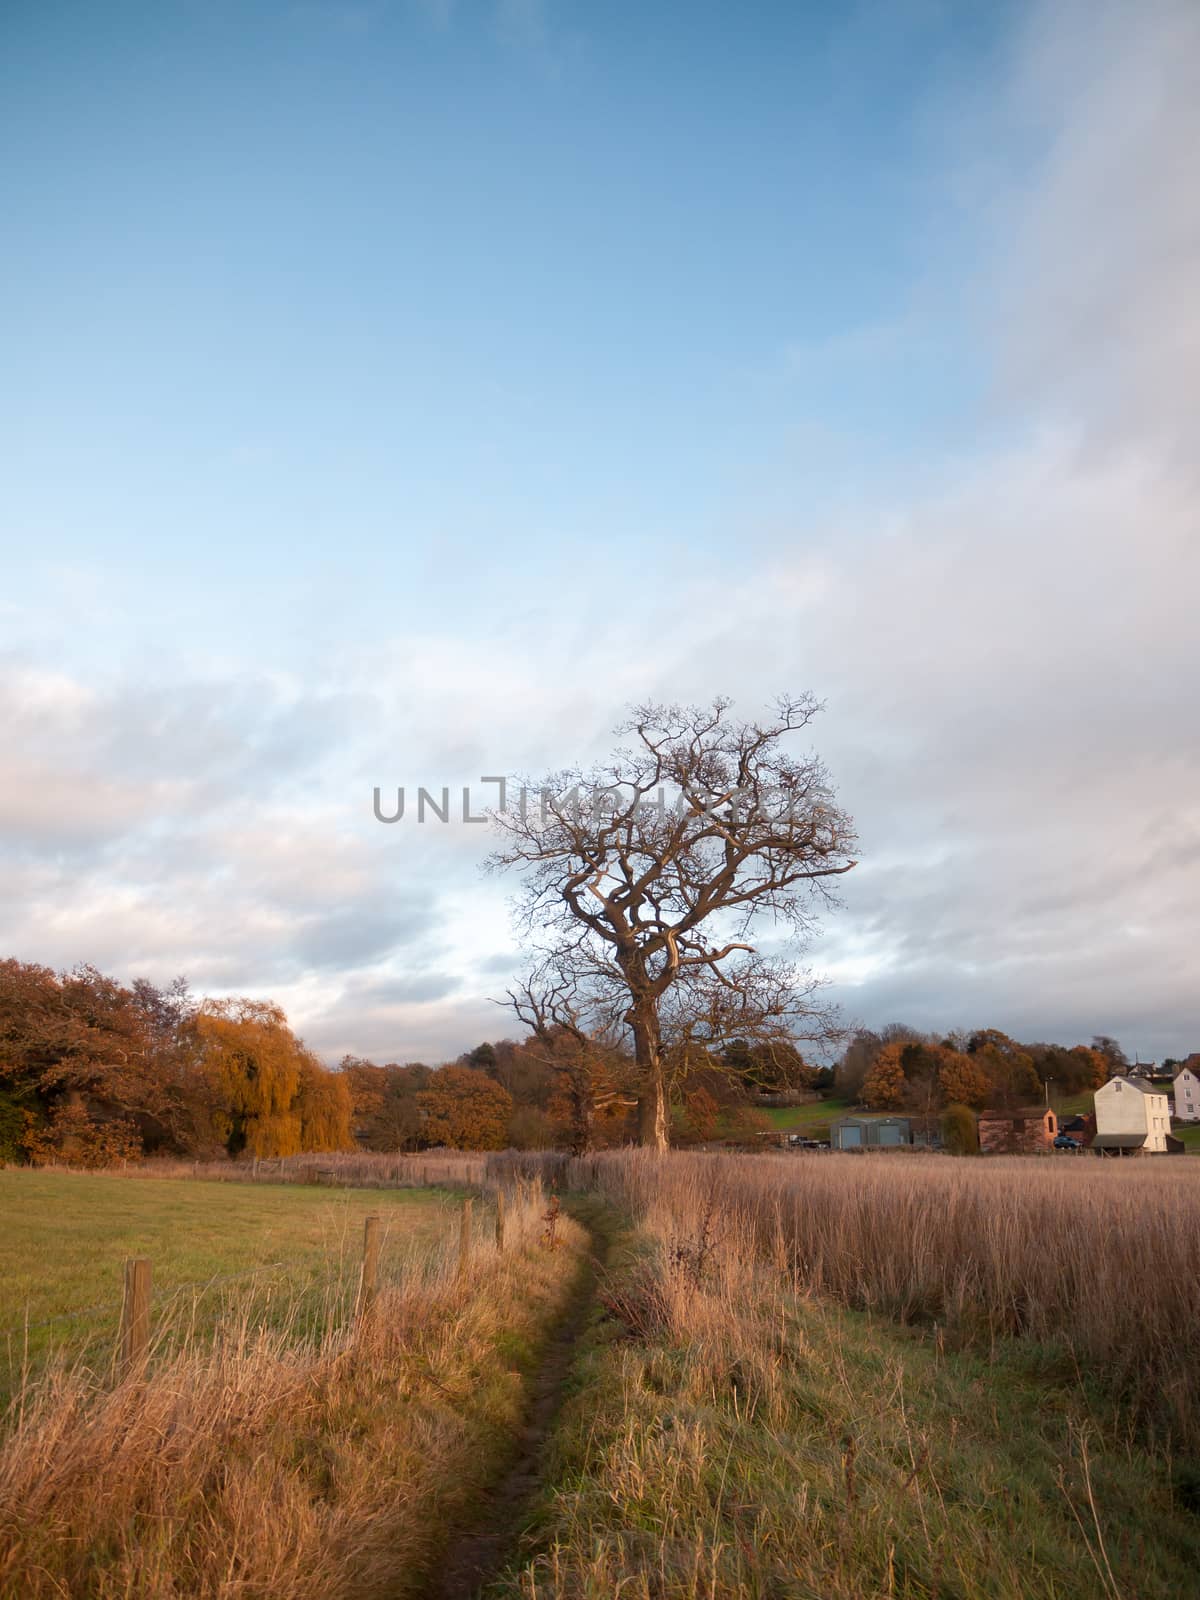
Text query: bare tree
506 972 638 1154
487 696 857 1150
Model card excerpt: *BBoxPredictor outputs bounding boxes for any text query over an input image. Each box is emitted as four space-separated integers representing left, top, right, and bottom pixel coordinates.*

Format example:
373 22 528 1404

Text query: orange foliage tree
937 1048 991 1109
418 1065 513 1150
189 999 350 1158
296 1056 354 1151
862 1041 907 1109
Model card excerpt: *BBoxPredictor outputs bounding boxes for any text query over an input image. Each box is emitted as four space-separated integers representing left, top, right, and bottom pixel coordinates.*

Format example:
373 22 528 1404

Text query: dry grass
8 1148 1199 1598
502 1204 1200 1600
0 1180 583 1599
571 1149 1200 1447
124 1149 493 1188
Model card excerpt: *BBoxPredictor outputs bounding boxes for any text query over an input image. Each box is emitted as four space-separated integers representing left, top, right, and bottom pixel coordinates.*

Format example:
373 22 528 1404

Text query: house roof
1092 1132 1148 1149
1105 1075 1167 1097
978 1107 1052 1123
831 1113 911 1126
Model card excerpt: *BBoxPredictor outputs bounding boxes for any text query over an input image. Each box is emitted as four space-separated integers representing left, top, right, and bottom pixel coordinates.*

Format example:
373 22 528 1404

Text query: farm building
1094 1075 1171 1153
1174 1064 1200 1123
977 1107 1057 1154
830 1114 924 1151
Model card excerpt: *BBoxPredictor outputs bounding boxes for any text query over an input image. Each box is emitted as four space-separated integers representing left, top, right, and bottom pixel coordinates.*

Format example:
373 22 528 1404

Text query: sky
2 0 1197 1066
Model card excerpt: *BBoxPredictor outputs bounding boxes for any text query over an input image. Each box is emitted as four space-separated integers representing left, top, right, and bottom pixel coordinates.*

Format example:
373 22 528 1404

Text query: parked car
1053 1134 1082 1150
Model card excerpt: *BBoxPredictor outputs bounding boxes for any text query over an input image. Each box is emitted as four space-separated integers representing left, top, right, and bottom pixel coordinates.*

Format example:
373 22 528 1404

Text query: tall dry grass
123 1149 491 1188
573 1149 1200 1446
112 1148 574 1191
504 1187 1200 1600
0 1179 582 1599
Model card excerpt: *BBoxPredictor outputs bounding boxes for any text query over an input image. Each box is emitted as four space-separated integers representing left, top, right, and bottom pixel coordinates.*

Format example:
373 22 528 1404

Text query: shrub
941 1103 979 1155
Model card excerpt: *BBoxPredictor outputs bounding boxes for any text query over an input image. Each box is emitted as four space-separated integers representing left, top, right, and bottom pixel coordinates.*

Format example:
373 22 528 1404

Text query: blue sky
4 1 1001 653
2 0 1198 1064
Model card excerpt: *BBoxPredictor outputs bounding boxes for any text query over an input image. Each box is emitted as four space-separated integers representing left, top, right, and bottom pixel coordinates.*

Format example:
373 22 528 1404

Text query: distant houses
1174 1064 1200 1123
1093 1074 1171 1154
977 1106 1057 1154
821 1072 1190 1158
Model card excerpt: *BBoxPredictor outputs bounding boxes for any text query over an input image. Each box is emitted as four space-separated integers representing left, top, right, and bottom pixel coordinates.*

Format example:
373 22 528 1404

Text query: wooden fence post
495 1189 506 1252
458 1199 473 1277
120 1257 152 1376
357 1215 381 1321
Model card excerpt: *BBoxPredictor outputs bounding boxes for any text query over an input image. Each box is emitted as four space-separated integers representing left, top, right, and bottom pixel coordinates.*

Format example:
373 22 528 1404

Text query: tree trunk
569 1066 593 1157
632 1008 669 1152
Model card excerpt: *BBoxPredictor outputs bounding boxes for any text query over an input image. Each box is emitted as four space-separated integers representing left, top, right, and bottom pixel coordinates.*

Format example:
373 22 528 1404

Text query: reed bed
503 1194 1200 1600
572 1149 1200 1446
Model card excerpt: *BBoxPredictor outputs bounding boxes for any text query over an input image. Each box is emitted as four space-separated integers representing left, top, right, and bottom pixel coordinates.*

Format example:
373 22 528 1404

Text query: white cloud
2 0 1197 1065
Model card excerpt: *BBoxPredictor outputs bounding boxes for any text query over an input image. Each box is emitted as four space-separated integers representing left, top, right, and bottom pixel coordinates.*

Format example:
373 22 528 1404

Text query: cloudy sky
3 0 1197 1065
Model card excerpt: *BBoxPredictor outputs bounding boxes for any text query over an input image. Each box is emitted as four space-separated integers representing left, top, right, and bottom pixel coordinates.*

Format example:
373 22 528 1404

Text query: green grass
1173 1122 1200 1152
1049 1092 1093 1119
502 1218 1200 1600
0 1170 458 1387
756 1097 852 1135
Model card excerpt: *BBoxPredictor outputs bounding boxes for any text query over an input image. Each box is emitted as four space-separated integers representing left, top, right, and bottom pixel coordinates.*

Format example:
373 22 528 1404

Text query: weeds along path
421 1200 613 1600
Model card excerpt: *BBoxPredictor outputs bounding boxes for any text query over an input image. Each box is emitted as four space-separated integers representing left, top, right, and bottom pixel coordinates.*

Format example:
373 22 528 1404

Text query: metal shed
830 1114 915 1150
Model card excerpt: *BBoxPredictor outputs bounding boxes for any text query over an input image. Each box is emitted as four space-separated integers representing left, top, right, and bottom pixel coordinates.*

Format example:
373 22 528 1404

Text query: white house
1174 1065 1200 1123
1093 1075 1171 1153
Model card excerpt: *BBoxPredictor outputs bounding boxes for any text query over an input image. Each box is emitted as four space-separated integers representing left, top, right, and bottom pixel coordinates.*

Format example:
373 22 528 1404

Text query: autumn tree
835 1029 881 1100
507 1104 559 1149
296 1056 354 1151
508 977 637 1154
1026 1042 1107 1095
340 1055 386 1135
0 960 190 1161
862 1041 908 1109
24 1101 143 1169
967 1029 1040 1109
490 697 857 1150
721 1037 814 1095
418 1065 512 1150
937 1047 990 1109
682 1085 721 1142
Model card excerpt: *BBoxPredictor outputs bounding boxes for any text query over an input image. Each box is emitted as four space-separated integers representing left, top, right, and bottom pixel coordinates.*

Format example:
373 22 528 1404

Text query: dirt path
420 1210 609 1600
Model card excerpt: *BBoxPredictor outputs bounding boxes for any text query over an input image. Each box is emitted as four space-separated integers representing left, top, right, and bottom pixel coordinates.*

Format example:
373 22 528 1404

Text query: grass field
507 1206 1200 1600
0 1170 461 1387
756 1096 851 1134
4 1150 1200 1598
0 1169 582 1599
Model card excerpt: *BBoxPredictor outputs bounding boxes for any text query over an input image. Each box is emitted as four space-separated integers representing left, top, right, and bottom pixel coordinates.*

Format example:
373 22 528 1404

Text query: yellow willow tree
296 1053 354 1151
189 999 310 1158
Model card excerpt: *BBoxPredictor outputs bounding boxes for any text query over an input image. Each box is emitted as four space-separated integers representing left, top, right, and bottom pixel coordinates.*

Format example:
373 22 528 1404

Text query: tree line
0 956 826 1162
835 1025 1134 1116
7 952 1185 1167
0 959 357 1165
